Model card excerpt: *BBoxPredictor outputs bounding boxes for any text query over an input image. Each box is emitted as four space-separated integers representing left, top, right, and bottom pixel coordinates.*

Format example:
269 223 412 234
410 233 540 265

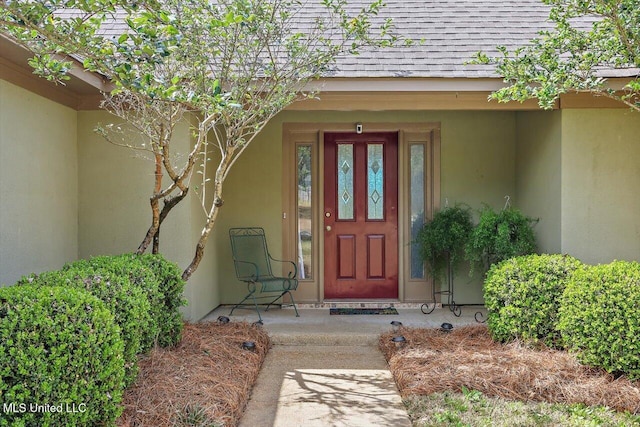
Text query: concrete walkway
203 305 486 427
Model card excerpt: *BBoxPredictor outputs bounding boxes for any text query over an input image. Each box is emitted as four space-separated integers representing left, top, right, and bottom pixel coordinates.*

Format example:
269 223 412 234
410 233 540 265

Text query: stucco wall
0 80 78 286
8 73 640 315
215 110 517 305
77 111 220 320
515 111 562 254
561 109 640 264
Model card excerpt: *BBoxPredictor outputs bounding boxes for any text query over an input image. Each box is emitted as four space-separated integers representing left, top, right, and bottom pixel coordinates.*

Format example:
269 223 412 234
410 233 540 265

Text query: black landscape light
440 322 453 332
390 320 403 332
242 341 256 351
217 316 230 324
391 335 407 348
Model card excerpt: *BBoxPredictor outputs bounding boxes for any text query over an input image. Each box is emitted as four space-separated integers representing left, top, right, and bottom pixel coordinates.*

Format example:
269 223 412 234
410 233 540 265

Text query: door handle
326 225 332 232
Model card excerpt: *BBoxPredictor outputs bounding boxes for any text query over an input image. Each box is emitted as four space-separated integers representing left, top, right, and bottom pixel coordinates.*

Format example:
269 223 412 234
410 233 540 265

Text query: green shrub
559 261 640 379
0 285 125 426
466 206 537 275
416 205 473 281
66 254 162 351
18 266 151 386
136 254 186 347
65 253 186 348
484 254 582 347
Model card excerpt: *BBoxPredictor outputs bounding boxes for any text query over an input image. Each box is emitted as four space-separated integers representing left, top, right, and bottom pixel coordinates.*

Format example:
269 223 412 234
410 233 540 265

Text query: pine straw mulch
380 325 640 414
118 321 270 427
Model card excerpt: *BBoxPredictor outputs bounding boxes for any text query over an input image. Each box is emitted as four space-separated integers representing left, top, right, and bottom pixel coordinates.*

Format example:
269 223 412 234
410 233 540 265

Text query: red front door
323 132 398 299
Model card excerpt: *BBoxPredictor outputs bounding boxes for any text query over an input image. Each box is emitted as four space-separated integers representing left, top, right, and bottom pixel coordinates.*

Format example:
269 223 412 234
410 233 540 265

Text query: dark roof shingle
63 1 635 79
311 0 555 78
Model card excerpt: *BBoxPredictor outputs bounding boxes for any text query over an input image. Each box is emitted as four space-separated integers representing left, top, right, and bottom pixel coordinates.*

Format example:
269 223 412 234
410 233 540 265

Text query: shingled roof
72 0 555 80
46 1 639 80
304 0 555 79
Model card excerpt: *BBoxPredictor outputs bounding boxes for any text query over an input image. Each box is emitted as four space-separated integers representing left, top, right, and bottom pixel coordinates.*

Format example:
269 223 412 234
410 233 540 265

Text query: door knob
326 225 332 231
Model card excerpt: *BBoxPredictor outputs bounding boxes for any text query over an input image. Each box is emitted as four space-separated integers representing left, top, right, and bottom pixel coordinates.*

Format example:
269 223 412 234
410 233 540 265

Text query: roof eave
306 77 506 92
306 76 637 93
0 33 111 109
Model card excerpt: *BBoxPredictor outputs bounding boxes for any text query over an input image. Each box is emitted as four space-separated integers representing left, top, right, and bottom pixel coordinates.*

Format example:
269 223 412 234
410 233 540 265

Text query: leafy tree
474 0 639 112
1 0 403 280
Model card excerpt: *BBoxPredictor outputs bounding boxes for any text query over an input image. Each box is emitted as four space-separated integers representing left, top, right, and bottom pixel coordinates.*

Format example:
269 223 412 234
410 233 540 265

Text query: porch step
258 308 401 347
268 330 380 347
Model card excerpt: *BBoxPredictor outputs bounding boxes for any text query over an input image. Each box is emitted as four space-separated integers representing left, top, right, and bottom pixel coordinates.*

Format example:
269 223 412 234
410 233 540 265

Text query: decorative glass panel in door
367 144 384 220
337 144 354 220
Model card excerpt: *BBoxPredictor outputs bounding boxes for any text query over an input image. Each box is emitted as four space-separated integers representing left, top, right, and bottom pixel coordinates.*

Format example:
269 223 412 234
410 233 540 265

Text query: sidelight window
409 144 426 279
297 144 313 279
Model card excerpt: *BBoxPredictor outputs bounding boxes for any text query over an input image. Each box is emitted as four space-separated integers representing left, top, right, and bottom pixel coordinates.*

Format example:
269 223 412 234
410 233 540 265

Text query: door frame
282 122 441 303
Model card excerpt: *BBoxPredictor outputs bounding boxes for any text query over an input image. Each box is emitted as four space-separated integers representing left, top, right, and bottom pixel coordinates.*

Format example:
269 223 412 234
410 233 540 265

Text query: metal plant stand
420 254 486 321
474 311 486 323
421 255 462 317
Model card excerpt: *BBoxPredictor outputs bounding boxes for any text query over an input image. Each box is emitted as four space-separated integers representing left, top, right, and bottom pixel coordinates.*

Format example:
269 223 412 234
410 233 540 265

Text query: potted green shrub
417 205 473 280
466 205 537 275
416 205 473 313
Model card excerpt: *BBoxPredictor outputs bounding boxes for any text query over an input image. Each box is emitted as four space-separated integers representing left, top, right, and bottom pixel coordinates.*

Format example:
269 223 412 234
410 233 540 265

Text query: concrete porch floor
202 305 486 427
202 304 487 346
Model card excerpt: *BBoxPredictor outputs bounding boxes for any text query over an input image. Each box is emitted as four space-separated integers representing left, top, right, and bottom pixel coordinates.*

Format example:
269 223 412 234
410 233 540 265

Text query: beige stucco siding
440 111 516 210
186 138 221 320
215 110 518 305
77 111 154 257
0 80 78 286
213 113 284 305
76 111 220 320
515 111 562 254
7 65 640 316
561 109 640 264
438 111 516 304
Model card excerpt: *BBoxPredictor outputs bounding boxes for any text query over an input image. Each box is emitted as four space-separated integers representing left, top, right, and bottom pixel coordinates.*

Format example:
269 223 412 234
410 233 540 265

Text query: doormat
330 307 398 315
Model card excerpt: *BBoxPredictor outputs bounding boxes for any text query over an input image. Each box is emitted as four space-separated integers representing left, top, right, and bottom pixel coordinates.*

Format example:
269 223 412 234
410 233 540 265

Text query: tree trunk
136 197 160 254
150 189 189 254
182 158 230 281
152 227 160 254
136 153 164 254
182 208 220 281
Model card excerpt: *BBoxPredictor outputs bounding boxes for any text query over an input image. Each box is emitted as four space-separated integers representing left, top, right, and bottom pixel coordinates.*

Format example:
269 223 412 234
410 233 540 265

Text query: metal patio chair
229 227 300 321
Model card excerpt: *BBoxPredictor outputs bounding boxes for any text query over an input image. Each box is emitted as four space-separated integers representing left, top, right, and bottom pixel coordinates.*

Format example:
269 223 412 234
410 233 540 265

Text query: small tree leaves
472 0 640 111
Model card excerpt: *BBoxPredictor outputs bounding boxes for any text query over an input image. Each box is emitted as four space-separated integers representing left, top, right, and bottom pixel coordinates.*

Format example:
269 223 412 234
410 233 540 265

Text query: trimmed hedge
63 253 186 348
484 254 582 347
64 255 162 351
136 253 186 347
17 267 151 386
559 261 640 379
0 285 125 426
